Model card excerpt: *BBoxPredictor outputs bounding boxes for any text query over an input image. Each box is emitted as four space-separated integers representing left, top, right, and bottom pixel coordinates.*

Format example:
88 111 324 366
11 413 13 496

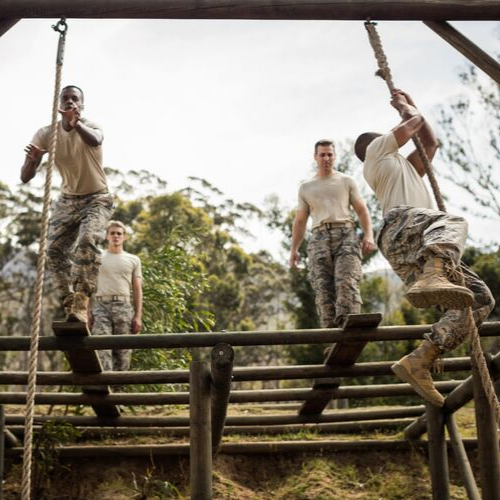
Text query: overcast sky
1 19 498 262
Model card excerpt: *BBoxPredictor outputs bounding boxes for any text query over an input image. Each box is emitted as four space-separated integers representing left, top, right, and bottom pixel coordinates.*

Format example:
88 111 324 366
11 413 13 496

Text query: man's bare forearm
74 120 103 147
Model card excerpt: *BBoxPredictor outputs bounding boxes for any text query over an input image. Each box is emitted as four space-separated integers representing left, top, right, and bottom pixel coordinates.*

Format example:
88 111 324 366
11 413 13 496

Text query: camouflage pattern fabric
307 227 362 328
378 206 495 352
91 300 134 371
47 193 113 298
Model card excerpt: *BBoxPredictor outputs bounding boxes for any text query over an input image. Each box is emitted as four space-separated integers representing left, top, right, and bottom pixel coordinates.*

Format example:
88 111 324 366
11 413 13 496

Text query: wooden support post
299 313 382 416
210 343 234 453
0 405 4 500
426 403 449 500
472 357 500 500
445 413 480 500
424 21 500 86
190 361 212 500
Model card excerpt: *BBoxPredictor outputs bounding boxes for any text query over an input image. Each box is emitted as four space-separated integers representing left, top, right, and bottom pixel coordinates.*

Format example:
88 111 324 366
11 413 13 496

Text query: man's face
314 145 335 171
59 87 84 112
107 226 125 247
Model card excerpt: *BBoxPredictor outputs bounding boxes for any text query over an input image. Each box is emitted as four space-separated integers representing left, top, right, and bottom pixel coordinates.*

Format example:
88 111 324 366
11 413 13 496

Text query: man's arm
351 198 376 256
290 210 309 269
60 108 103 147
131 276 143 334
21 143 46 183
391 90 439 177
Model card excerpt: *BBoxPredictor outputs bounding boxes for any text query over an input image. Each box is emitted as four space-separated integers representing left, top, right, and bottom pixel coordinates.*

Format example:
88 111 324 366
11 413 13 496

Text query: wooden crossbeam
52 321 120 418
299 313 382 416
0 1 499 20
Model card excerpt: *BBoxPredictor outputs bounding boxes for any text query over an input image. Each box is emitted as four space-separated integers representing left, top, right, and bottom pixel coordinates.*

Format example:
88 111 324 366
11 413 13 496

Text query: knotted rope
21 18 68 500
364 20 500 426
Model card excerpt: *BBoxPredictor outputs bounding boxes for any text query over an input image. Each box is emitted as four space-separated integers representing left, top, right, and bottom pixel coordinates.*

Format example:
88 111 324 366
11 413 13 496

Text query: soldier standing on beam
21 85 113 322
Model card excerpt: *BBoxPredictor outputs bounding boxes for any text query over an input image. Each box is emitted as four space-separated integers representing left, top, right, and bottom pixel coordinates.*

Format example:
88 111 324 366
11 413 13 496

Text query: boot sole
391 363 444 407
406 288 474 310
66 313 87 323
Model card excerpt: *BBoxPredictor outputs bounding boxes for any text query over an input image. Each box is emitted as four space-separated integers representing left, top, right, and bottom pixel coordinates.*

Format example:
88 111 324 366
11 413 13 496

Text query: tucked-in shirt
297 172 361 229
31 119 107 195
363 132 433 215
96 251 142 298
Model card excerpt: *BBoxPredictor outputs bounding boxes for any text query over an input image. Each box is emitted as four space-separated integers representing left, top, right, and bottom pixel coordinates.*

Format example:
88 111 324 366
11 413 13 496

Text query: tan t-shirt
96 251 142 298
31 119 107 195
363 132 433 215
297 172 361 229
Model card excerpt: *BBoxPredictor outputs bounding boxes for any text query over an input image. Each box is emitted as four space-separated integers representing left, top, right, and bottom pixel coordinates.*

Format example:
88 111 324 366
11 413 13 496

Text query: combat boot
62 293 74 317
391 340 444 407
406 257 474 309
66 291 89 323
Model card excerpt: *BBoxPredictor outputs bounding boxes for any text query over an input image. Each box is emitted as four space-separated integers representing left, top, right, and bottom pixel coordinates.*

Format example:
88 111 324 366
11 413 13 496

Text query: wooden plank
0 1 499 20
299 313 382 416
424 21 500 86
52 321 120 418
0 17 19 38
324 313 383 366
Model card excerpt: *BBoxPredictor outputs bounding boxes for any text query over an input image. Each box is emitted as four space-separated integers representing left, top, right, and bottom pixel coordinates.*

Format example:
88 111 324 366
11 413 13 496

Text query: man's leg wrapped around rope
378 206 491 406
307 227 362 329
70 193 113 322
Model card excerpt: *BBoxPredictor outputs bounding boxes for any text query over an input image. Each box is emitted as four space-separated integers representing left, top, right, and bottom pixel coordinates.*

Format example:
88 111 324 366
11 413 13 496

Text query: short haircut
60 85 85 102
107 220 126 234
354 132 382 161
314 139 335 155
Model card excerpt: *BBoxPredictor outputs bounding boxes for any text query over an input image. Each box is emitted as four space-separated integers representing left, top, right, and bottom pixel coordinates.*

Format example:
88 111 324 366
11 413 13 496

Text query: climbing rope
21 18 68 500
364 20 500 426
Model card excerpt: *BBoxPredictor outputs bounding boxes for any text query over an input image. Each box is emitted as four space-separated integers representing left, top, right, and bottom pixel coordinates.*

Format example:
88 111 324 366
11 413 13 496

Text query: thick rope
21 20 67 500
364 20 500 426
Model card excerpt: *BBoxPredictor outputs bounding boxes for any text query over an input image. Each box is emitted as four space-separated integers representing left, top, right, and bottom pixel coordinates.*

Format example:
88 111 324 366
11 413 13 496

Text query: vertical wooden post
426 403 450 500
0 405 4 500
472 358 500 500
211 343 234 453
190 361 212 500
445 413 480 500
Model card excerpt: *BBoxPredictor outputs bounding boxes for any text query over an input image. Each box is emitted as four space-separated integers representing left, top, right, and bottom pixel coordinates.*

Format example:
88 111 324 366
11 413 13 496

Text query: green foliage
131 466 180 499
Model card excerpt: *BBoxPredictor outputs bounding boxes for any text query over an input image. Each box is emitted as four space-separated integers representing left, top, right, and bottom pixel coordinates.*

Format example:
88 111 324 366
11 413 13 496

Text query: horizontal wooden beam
0 357 473 386
0 1 499 20
424 21 500 85
5 438 490 459
0 322 498 351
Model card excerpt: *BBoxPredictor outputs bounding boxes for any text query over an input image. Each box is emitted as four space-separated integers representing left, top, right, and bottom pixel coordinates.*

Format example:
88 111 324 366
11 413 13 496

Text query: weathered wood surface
5 438 496 459
0 1 499 20
426 404 449 500
425 21 500 86
53 321 120 418
300 313 383 415
1 322 499 350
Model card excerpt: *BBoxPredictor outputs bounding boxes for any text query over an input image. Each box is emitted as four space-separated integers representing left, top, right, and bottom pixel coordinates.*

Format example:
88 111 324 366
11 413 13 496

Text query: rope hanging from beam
364 20 500 427
21 18 68 500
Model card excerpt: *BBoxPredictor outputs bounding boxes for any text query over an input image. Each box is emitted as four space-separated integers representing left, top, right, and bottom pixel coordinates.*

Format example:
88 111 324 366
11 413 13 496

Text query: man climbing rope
355 89 495 407
21 85 113 323
89 220 143 374
290 139 376 328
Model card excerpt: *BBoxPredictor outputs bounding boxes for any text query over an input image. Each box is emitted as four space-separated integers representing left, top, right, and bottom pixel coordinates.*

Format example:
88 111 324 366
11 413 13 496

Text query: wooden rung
299 379 340 416
53 321 120 418
324 313 382 367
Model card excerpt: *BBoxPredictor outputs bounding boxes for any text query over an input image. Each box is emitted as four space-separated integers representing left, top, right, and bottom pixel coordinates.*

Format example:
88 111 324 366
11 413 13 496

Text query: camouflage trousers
378 206 494 352
47 192 113 299
307 227 363 328
91 301 133 371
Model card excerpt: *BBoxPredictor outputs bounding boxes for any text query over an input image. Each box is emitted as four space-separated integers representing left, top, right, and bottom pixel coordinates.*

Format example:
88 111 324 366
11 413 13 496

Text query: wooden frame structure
0 320 499 498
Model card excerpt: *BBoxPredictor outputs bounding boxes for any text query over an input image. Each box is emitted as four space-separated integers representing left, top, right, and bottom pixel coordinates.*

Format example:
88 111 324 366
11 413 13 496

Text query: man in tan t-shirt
21 85 113 322
355 89 494 407
90 220 143 372
290 139 376 329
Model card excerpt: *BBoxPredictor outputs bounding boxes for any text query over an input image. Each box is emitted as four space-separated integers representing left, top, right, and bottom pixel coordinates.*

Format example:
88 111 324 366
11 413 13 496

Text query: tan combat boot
406 257 474 309
391 340 444 407
66 291 89 323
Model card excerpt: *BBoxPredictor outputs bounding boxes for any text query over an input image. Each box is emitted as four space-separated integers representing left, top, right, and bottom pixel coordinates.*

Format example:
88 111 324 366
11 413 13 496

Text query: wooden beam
424 21 500 86
1 321 499 350
0 1 499 20
0 406 4 500
0 17 19 38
